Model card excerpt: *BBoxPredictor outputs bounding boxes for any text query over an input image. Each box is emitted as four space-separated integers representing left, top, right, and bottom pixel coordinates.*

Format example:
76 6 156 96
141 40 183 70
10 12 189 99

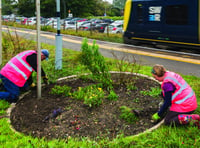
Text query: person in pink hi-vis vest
151 64 200 127
0 49 49 103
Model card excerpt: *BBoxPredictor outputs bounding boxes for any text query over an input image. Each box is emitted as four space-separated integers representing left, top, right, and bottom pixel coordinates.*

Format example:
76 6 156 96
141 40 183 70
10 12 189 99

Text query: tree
14 0 115 18
2 0 16 15
17 0 35 17
113 0 126 10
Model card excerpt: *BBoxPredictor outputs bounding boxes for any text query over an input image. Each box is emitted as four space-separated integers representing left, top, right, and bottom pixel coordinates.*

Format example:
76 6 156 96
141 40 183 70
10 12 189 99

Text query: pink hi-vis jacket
161 71 197 112
0 50 36 87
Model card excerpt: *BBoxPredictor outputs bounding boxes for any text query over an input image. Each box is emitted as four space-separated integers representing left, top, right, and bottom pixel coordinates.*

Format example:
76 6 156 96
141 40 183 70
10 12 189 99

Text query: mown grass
0 26 200 147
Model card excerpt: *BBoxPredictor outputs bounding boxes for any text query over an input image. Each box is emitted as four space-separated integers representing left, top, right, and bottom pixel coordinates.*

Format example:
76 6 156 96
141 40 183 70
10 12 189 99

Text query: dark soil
10 73 162 140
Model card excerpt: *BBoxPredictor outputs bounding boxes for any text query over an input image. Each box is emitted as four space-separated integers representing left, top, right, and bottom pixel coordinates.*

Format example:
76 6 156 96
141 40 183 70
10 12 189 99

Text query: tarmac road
2 26 200 77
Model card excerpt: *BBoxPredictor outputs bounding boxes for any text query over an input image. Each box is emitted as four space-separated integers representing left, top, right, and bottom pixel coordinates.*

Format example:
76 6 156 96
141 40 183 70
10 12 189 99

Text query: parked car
64 21 77 29
93 23 109 33
79 23 96 31
26 17 36 25
89 19 103 25
102 19 114 24
104 23 123 34
112 20 124 24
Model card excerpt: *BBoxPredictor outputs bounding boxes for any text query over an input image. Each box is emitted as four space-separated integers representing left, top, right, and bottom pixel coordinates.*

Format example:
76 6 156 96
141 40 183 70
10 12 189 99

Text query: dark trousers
0 74 29 102
164 110 195 126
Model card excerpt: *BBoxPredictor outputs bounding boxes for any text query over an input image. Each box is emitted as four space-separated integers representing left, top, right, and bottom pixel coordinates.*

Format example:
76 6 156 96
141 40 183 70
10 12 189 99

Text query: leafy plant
50 85 72 96
126 82 137 91
79 38 113 90
133 97 140 103
72 85 105 107
107 90 118 101
140 87 161 98
120 106 138 123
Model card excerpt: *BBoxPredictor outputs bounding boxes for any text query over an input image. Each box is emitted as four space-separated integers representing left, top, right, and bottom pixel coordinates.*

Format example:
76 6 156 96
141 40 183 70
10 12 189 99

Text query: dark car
102 19 114 24
93 23 109 33
79 22 96 31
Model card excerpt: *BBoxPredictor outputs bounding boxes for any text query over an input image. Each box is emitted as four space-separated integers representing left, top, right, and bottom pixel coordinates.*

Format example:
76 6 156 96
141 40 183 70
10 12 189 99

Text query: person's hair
152 64 166 77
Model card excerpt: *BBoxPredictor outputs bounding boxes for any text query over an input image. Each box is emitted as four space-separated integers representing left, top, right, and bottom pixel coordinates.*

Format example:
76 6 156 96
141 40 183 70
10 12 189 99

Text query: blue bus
123 0 200 49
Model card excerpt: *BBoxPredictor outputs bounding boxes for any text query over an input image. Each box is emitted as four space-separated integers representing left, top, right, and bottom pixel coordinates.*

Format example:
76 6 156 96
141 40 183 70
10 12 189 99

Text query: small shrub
140 87 161 98
72 85 105 107
107 90 118 101
50 85 72 96
126 82 137 91
120 106 138 123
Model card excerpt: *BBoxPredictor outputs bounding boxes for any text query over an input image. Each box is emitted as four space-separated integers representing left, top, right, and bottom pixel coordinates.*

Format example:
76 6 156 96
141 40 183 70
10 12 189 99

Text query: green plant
140 87 161 98
107 90 118 101
133 97 140 103
79 38 113 90
50 85 72 96
120 106 138 123
72 85 105 107
126 82 137 91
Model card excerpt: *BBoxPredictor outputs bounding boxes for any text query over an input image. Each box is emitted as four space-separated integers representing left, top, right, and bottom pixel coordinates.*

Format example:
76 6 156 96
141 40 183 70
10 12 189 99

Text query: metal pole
55 0 63 70
0 0 2 65
36 0 41 98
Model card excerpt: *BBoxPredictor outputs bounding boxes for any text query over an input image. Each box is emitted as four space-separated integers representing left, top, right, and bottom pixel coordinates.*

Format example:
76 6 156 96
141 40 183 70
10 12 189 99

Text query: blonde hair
152 64 166 77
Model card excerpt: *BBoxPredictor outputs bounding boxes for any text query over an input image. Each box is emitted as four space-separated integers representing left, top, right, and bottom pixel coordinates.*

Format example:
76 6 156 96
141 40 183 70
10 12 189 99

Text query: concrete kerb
6 71 164 139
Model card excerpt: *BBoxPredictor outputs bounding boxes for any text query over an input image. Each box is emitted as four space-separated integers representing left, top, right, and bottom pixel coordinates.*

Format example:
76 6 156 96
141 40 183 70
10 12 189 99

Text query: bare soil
10 73 162 140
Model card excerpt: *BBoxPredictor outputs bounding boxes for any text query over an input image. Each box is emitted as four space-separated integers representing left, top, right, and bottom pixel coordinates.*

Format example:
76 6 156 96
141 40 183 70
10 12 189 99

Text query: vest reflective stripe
7 51 33 81
164 76 190 104
175 91 194 104
16 52 33 72
8 61 28 80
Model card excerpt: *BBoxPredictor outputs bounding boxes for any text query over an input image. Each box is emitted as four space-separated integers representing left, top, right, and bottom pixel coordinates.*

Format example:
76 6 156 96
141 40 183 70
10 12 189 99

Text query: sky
105 0 113 4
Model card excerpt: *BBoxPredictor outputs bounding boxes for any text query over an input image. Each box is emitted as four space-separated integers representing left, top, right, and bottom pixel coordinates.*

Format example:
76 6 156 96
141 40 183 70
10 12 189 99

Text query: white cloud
105 0 113 4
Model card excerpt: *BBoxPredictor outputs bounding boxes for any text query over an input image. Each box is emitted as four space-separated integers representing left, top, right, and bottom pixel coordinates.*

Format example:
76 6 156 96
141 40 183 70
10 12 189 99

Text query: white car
26 17 36 25
113 20 124 24
104 23 123 34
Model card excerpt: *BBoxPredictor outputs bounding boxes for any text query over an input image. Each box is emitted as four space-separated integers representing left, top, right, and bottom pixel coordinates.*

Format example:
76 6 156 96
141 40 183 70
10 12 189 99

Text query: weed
72 85 105 108
140 87 161 98
107 90 118 101
50 85 72 96
126 82 137 91
120 106 138 123
133 98 140 103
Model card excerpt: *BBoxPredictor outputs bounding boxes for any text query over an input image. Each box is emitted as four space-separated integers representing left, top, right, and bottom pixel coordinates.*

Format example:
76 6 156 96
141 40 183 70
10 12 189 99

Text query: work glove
30 82 36 90
30 82 36 87
42 76 48 84
152 112 160 120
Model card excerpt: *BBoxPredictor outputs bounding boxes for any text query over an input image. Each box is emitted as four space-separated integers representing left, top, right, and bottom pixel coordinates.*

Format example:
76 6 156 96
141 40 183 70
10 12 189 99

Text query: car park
64 21 77 29
79 22 96 31
104 23 123 34
112 20 124 24
26 17 37 25
93 23 109 33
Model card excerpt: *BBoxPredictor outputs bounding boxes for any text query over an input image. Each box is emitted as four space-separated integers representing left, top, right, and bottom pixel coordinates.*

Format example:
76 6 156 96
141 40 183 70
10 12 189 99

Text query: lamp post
55 0 62 70
104 1 107 16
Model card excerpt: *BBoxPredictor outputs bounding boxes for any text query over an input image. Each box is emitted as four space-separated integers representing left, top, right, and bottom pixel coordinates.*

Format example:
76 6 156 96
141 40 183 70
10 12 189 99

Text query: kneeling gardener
0 49 49 103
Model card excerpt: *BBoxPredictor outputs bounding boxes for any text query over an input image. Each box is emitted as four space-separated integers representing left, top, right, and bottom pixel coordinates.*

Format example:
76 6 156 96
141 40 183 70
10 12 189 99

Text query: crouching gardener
151 64 200 127
0 49 49 103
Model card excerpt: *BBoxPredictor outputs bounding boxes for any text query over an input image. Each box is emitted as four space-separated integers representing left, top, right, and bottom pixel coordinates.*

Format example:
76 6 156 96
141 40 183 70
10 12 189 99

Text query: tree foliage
2 0 121 18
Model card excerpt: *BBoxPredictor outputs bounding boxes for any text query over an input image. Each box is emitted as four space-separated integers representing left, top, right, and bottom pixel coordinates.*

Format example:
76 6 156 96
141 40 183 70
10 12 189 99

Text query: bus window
165 5 188 25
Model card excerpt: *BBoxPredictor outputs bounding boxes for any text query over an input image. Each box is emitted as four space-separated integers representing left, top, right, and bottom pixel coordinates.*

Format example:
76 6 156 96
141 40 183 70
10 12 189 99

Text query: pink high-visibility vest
161 71 197 112
0 50 36 87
